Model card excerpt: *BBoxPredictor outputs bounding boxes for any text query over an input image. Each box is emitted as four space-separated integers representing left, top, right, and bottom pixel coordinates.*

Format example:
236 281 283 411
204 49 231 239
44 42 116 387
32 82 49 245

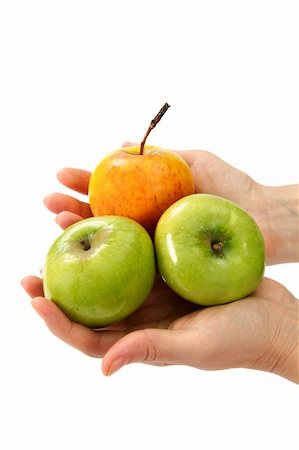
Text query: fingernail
106 357 127 376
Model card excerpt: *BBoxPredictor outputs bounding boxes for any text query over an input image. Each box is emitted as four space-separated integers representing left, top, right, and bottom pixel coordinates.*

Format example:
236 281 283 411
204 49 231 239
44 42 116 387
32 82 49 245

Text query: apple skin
154 194 265 306
43 216 156 328
88 144 195 236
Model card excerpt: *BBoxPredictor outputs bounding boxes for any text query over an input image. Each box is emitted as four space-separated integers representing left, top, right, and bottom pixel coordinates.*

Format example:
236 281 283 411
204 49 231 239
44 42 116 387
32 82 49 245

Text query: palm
23 272 198 332
166 278 291 370
110 275 199 331
22 271 293 374
120 277 292 374
118 277 288 367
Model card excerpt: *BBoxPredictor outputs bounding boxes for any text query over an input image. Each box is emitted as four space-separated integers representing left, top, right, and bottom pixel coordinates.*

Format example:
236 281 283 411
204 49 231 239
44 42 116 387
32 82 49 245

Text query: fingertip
55 211 83 229
102 355 127 376
56 168 91 196
43 193 60 212
20 275 37 291
55 211 68 229
122 141 137 148
55 211 64 225
101 358 110 376
20 276 30 289
43 194 51 207
57 167 78 188
101 332 141 375
21 275 44 298
56 167 69 182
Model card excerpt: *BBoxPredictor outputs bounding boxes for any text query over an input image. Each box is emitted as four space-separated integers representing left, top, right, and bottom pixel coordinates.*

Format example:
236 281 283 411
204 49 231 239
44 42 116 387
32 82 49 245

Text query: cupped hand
21 273 198 359
22 143 298 382
21 274 299 382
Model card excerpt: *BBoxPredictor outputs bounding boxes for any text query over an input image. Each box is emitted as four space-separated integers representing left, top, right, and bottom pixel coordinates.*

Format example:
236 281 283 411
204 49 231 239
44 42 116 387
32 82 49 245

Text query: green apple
43 216 156 328
154 194 265 306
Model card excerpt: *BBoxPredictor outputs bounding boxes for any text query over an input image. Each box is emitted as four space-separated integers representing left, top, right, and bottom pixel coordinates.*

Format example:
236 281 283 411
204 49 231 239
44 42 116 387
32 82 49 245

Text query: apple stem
140 103 170 155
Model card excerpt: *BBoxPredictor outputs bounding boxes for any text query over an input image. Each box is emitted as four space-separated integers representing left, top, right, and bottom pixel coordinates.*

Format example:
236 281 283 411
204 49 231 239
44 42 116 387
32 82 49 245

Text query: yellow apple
89 143 195 235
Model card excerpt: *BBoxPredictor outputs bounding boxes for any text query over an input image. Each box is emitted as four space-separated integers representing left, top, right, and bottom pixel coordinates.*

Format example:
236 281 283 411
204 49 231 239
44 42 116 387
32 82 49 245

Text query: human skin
21 144 299 383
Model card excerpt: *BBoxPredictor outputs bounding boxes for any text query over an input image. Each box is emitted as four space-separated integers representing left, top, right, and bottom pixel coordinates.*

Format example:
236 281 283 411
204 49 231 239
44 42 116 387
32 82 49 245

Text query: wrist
251 300 299 384
270 305 299 384
259 184 299 265
273 340 299 384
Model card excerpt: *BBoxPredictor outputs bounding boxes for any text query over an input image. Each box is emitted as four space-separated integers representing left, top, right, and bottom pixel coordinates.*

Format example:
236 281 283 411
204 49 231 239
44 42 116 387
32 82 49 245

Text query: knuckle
140 330 157 362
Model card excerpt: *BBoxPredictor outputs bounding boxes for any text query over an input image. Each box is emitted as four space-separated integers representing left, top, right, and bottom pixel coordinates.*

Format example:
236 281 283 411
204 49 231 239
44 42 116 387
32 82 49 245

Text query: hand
21 275 299 383
176 149 299 265
22 144 299 382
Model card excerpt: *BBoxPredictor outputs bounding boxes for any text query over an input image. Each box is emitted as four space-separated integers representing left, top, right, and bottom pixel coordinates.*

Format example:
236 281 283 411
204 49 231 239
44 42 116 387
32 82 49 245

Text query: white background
1 0 299 449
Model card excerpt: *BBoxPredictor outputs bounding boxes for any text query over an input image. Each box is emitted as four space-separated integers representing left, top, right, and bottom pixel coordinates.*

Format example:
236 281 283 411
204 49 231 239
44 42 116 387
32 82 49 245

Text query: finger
57 168 91 195
102 328 193 376
44 193 92 218
21 275 44 298
122 141 137 148
55 211 84 229
31 297 125 358
174 149 201 167
176 150 256 208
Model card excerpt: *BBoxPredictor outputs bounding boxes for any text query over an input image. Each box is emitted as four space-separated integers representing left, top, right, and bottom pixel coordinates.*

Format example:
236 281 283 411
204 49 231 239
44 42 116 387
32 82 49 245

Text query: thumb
101 328 193 376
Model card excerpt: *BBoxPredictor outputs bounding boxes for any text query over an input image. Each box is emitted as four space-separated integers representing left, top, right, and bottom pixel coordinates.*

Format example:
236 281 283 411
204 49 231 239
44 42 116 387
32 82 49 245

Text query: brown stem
140 103 170 155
